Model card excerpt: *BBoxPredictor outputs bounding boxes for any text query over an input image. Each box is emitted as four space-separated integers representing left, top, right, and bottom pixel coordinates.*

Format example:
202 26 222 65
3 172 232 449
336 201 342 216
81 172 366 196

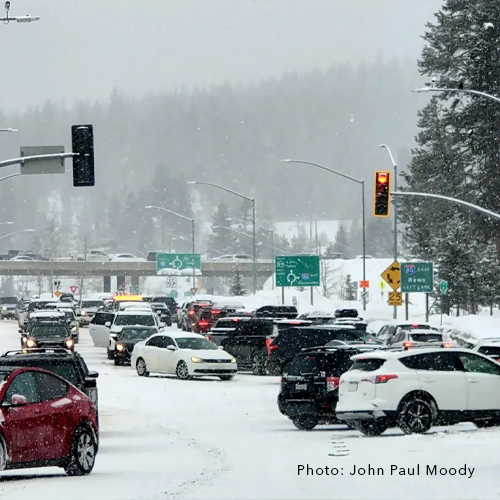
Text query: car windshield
12 360 79 385
114 315 155 327
176 337 218 350
120 328 155 340
1 297 17 304
81 301 103 308
409 333 443 342
30 325 69 338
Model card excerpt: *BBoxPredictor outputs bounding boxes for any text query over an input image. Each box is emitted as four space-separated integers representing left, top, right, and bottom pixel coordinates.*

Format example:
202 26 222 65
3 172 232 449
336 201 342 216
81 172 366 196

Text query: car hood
183 348 233 360
32 337 70 343
118 338 147 346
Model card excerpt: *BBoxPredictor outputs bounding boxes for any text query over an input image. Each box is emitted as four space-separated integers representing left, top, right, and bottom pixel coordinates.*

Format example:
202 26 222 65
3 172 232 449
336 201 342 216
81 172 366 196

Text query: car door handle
34 408 41 413
468 378 479 383
422 378 435 382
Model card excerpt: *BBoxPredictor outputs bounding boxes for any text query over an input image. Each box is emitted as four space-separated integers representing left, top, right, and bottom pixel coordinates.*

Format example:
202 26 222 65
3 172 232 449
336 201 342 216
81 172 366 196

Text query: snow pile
431 314 500 344
157 268 202 277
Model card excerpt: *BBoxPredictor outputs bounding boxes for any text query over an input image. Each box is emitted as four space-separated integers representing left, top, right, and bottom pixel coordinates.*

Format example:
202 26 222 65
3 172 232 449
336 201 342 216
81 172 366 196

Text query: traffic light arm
0 153 76 170
392 191 500 221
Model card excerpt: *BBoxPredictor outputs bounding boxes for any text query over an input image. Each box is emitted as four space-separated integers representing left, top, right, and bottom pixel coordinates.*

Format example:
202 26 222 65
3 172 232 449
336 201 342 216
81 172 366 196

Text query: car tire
252 353 266 376
64 425 97 476
475 419 500 428
107 350 114 360
219 375 235 381
114 359 122 366
136 357 150 377
354 420 388 436
0 434 7 472
176 360 190 380
398 397 433 435
292 416 319 430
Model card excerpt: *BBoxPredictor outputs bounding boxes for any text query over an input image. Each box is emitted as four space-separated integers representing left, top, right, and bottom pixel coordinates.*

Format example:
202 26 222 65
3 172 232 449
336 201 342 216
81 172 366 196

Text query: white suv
386 328 445 348
336 346 500 435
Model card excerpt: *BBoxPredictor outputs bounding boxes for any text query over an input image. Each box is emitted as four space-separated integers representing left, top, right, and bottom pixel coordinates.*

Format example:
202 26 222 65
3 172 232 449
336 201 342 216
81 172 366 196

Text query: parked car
0 296 18 320
0 365 98 475
78 299 105 327
278 344 383 430
113 326 158 365
336 345 500 435
131 331 237 380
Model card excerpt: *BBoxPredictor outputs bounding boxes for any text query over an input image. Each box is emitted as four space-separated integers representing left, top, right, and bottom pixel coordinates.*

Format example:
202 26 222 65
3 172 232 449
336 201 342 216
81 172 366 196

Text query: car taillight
232 318 240 322
188 310 195 317
375 374 398 383
326 376 340 391
211 310 220 314
205 335 211 340
266 338 278 356
198 320 209 327
403 342 415 348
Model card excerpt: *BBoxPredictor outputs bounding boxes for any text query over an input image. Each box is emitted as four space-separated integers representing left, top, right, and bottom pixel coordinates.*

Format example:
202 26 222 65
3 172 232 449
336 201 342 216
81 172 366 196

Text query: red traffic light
373 170 391 217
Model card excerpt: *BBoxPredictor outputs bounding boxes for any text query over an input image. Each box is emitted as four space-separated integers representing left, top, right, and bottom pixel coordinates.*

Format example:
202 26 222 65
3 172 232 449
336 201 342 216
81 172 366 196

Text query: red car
0 366 98 476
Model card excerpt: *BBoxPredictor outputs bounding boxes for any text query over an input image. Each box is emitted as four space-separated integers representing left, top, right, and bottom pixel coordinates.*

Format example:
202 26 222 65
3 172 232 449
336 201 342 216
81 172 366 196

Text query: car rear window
399 324 432 331
350 358 387 371
214 319 237 328
409 333 443 342
477 346 500 357
285 355 320 375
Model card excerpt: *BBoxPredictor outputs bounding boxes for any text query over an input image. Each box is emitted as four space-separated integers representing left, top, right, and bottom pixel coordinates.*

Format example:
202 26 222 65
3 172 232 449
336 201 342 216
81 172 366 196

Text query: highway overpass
0 260 275 279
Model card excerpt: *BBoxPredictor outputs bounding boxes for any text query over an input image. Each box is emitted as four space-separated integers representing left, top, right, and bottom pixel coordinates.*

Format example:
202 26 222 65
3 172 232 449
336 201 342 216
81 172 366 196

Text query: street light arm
0 173 21 183
0 229 34 241
413 87 500 105
187 181 254 202
226 218 272 233
378 144 397 168
280 159 363 185
392 191 500 221
145 205 193 222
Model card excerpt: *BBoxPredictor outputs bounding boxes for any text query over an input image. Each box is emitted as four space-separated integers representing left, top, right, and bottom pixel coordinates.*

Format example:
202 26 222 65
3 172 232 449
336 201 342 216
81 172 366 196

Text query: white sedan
131 331 237 381
108 253 147 262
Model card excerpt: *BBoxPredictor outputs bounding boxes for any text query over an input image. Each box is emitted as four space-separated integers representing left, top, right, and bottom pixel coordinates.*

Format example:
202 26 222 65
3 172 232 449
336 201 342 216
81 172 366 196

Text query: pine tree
207 202 233 257
229 271 246 296
332 224 349 255
343 274 356 301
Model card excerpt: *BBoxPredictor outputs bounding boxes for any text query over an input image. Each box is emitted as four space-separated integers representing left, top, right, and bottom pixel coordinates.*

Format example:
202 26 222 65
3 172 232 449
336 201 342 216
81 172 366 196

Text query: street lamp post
280 159 367 311
145 206 196 290
379 144 398 320
1 2 39 24
187 181 257 294
412 85 500 105
226 217 275 290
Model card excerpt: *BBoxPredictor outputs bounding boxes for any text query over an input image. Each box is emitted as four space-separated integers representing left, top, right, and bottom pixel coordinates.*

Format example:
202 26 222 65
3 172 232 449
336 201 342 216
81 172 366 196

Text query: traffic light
373 170 391 217
72 124 95 187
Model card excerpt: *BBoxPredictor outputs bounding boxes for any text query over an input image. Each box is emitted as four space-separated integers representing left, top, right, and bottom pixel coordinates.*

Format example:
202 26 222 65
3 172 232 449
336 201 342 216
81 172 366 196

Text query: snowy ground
0 322 500 499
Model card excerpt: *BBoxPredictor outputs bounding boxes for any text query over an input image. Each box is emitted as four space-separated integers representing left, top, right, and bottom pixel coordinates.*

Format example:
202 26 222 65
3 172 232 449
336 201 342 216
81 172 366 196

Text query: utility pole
79 235 88 302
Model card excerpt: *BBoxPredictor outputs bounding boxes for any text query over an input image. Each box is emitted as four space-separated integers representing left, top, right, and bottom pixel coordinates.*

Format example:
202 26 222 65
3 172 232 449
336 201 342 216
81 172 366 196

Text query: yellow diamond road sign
381 261 401 291
388 291 403 306
54 290 62 298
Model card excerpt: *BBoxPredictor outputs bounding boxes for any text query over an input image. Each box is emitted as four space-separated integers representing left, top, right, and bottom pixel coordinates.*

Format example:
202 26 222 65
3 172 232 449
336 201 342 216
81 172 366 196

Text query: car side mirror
84 377 97 388
110 333 118 339
88 370 99 378
159 322 165 328
167 345 176 351
9 394 28 407
18 329 23 334
105 322 111 327
218 346 224 350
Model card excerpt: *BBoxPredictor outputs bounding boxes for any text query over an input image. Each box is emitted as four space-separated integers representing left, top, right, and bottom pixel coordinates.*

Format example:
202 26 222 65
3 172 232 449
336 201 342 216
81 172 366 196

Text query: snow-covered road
0 322 499 499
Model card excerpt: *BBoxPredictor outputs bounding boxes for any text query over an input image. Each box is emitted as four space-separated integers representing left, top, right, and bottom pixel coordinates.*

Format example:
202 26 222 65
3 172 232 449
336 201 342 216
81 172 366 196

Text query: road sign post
156 253 201 275
275 255 320 287
439 280 448 326
388 291 403 306
400 262 434 293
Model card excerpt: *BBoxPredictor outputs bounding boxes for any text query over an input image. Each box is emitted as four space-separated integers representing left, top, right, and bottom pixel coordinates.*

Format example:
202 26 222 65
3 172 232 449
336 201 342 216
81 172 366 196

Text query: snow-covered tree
229 271 246 296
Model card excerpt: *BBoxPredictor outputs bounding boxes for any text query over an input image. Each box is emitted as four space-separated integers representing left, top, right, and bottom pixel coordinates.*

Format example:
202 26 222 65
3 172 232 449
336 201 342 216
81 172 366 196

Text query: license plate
295 383 307 391
348 382 358 392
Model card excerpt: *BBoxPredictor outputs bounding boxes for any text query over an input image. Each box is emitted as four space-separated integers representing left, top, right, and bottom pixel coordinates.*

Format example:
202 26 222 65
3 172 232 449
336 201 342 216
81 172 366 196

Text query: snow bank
157 268 202 277
430 314 500 344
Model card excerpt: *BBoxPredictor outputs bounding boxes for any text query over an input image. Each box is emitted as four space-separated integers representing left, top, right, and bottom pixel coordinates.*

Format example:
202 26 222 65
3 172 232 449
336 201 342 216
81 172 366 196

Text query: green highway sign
400 262 434 293
275 255 320 288
439 280 448 295
156 253 201 274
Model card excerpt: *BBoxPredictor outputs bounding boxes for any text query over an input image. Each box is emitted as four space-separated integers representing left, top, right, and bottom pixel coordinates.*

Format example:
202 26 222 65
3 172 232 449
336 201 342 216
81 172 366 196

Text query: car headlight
82 310 87 316
191 357 203 363
116 343 125 351
2 307 6 310
65 339 74 348
71 326 77 331
26 338 36 348
231 357 237 363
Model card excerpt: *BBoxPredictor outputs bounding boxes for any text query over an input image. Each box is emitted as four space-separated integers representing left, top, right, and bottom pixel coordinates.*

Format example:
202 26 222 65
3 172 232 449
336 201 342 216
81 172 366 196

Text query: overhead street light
1 2 39 24
187 181 257 294
412 84 500 105
0 128 17 132
0 228 34 241
0 222 14 226
145 205 196 289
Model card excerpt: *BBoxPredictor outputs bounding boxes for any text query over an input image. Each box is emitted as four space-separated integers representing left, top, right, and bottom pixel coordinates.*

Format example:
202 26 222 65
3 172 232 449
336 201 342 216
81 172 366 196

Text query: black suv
114 326 157 365
254 305 298 319
144 296 178 316
278 344 383 430
21 321 75 351
150 302 172 326
219 318 313 375
0 348 99 414
266 326 365 375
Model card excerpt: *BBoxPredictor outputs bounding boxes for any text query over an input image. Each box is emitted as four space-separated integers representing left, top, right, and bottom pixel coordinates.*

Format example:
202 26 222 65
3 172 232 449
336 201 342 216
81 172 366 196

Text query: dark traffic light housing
373 170 391 217
72 124 94 187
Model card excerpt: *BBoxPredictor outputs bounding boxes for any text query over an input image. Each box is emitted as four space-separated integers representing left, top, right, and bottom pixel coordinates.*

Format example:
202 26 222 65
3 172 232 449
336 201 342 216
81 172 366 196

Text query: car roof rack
1 348 72 357
301 344 384 353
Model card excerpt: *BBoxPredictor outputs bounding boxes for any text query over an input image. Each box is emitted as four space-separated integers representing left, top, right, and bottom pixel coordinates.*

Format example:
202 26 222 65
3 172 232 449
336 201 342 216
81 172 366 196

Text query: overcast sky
0 0 443 111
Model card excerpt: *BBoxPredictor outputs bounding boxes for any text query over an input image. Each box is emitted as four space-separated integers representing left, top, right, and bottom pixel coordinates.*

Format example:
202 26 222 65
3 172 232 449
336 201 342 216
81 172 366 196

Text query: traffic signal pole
393 163 398 320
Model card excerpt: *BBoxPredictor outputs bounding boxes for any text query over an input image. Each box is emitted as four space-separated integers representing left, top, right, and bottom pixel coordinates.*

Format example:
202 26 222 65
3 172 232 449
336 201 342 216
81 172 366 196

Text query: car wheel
176 360 190 380
0 434 7 472
292 416 319 430
475 419 500 428
354 420 388 436
107 349 114 360
64 425 97 476
114 359 122 366
219 375 235 381
398 397 433 435
252 353 266 376
136 357 150 377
